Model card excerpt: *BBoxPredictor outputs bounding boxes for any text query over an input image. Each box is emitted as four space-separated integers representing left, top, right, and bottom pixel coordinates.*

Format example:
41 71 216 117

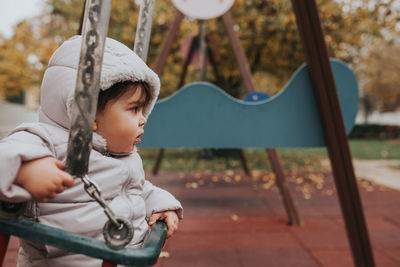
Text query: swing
0 1 167 266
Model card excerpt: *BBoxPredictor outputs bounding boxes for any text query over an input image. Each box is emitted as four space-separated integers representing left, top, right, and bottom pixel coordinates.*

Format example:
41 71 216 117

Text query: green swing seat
0 210 166 266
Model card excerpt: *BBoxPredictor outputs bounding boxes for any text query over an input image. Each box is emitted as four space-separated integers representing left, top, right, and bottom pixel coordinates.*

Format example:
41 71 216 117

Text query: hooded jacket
0 36 182 266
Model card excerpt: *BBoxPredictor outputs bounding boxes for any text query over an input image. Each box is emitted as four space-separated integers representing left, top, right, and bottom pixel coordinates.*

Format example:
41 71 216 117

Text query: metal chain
81 175 121 228
64 0 134 248
66 0 111 176
133 0 156 62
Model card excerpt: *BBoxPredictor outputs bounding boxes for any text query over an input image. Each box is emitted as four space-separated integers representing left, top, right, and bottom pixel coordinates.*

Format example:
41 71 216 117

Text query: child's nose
139 116 147 127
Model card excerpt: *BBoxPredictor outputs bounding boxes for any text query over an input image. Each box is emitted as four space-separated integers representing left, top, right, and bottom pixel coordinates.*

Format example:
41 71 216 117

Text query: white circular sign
172 0 235 20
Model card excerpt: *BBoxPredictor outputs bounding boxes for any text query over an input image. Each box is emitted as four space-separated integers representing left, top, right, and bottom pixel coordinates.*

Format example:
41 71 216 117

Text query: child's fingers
149 212 179 237
34 192 50 203
165 215 179 238
51 173 73 193
52 159 74 188
148 213 162 226
38 197 48 203
61 173 74 188
148 214 159 225
55 182 65 193
48 192 58 199
166 224 177 238
54 159 66 169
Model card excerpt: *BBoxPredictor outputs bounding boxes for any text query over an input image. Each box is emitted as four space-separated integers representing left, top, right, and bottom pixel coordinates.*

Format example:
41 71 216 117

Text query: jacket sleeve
0 125 54 202
141 179 183 220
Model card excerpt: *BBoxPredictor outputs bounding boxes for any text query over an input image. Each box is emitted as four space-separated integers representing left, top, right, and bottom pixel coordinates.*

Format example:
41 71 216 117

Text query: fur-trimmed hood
38 35 160 129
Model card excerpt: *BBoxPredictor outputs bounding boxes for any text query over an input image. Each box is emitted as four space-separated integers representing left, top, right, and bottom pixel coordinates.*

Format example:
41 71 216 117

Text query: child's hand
14 156 74 203
149 210 179 238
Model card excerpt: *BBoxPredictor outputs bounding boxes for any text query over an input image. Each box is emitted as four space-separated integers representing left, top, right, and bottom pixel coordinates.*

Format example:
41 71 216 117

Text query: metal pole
134 0 156 62
66 0 112 176
291 0 374 265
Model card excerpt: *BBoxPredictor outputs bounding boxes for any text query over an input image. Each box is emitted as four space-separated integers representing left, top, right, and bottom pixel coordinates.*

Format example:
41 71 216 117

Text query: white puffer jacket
0 36 183 267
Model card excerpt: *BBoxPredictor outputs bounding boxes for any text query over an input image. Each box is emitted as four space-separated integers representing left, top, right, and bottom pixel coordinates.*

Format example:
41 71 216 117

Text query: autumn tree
0 17 59 101
358 43 400 112
0 22 35 100
2 0 399 110
337 0 400 111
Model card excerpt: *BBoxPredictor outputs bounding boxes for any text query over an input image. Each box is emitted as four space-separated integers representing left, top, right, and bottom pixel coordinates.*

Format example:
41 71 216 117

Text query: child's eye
130 107 138 112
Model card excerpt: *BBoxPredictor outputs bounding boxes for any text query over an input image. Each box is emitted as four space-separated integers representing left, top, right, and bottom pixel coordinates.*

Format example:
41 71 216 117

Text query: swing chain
81 175 134 249
81 175 120 228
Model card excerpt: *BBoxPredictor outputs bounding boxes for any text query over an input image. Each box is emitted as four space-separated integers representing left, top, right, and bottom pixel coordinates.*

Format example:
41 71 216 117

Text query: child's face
94 85 147 153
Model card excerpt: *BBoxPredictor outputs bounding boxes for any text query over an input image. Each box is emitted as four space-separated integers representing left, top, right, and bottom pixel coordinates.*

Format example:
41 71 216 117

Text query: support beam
178 35 197 89
291 0 374 266
153 11 184 75
222 11 301 225
267 149 301 225
152 148 165 175
221 11 256 92
206 36 224 88
151 11 184 175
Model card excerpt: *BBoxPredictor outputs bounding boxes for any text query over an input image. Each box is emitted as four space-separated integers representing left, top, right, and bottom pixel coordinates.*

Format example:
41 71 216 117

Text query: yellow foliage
1 0 398 109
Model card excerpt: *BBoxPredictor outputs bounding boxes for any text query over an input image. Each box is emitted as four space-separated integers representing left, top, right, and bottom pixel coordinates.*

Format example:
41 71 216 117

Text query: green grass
348 139 400 159
139 139 400 172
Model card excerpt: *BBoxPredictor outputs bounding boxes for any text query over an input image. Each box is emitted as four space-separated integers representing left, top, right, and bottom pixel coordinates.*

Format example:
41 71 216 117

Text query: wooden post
199 20 207 81
291 0 374 265
151 11 184 175
222 11 301 225
238 149 251 176
221 11 256 92
267 149 301 225
152 148 165 175
153 11 184 74
178 35 198 89
206 36 224 89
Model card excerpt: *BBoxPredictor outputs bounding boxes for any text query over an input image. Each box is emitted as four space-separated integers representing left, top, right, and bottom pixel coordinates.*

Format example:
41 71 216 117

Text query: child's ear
93 121 98 132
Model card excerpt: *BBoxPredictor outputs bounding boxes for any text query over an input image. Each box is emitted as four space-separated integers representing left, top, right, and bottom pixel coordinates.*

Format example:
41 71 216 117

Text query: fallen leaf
231 214 239 221
234 174 242 182
159 251 170 258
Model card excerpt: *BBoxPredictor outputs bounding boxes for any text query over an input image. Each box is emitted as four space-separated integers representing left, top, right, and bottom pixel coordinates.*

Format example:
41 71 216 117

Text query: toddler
0 35 182 267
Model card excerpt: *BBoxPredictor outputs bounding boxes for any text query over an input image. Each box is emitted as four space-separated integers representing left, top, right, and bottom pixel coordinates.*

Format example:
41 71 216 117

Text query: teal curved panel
139 59 358 148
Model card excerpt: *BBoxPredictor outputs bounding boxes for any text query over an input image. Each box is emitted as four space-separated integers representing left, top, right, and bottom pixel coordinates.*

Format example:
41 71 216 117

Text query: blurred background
0 0 399 185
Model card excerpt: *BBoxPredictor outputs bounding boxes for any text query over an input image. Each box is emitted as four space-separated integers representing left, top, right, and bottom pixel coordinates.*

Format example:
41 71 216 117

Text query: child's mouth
136 133 143 143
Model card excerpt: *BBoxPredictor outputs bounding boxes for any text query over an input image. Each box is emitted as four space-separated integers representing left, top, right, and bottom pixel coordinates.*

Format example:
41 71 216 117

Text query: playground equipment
151 1 302 226
147 1 375 267
0 0 374 266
